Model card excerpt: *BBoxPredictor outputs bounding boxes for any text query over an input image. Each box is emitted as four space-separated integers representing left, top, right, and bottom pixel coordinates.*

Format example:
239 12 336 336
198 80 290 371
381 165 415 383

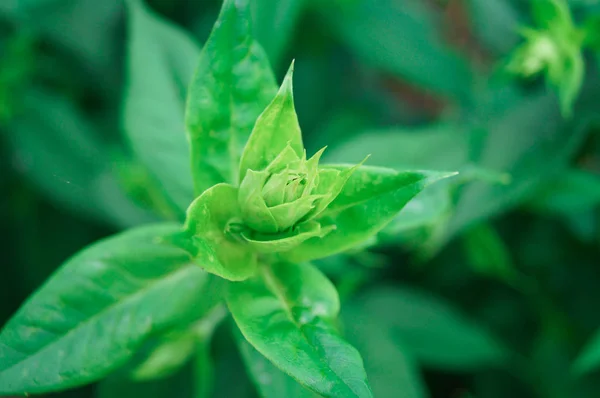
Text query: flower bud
238 145 326 234
508 31 560 77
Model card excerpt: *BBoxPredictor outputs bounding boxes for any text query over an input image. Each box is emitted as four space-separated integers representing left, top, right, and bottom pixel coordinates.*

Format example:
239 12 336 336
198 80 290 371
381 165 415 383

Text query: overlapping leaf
185 0 277 193
282 166 456 262
227 262 373 398
124 0 199 216
0 224 221 395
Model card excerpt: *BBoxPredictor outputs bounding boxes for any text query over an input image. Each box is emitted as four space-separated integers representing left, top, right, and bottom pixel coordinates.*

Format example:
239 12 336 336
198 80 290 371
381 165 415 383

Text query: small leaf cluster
506 0 592 116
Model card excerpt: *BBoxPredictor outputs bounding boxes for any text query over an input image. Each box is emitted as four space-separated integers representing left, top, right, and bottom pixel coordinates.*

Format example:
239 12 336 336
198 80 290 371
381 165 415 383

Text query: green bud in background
507 29 559 77
506 0 584 117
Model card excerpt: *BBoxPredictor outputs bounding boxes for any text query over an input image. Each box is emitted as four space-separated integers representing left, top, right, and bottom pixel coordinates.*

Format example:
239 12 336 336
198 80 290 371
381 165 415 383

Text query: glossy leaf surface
185 0 277 193
0 224 220 395
239 63 303 181
185 184 257 281
235 328 319 398
227 262 373 398
282 166 455 262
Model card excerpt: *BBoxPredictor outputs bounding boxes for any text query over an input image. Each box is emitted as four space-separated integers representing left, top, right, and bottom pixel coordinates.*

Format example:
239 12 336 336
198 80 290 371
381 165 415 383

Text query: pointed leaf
266 144 303 173
238 169 279 233
239 62 303 181
310 158 365 217
0 224 221 395
185 0 277 193
185 184 258 281
124 0 198 216
268 195 324 231
282 166 456 262
227 262 373 398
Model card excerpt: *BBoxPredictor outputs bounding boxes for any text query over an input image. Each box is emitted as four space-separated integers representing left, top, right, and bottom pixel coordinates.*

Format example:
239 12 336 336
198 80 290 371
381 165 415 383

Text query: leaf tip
280 60 296 93
425 170 459 186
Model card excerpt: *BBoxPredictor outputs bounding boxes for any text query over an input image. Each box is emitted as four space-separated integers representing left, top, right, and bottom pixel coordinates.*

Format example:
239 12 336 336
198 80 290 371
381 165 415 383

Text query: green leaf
3 88 153 228
573 330 600 376
282 166 456 262
319 0 473 101
239 62 303 181
555 47 584 117
113 304 223 397
322 123 465 249
185 0 278 194
0 224 222 395
243 220 334 253
376 183 452 246
342 303 429 398
531 0 574 32
234 327 319 398
444 87 594 241
311 161 364 216
251 0 306 65
127 332 197 381
238 169 280 233
507 0 584 117
461 223 519 286
124 0 199 216
184 184 258 281
349 286 508 371
227 262 373 398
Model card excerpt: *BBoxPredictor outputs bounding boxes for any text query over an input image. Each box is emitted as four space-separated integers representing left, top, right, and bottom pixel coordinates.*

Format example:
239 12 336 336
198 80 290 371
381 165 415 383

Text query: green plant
506 0 594 116
0 1 453 397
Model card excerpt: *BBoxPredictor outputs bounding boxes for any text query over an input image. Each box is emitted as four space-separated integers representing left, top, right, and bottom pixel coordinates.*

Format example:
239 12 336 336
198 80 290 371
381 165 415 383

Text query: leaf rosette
237 143 360 253
239 145 326 234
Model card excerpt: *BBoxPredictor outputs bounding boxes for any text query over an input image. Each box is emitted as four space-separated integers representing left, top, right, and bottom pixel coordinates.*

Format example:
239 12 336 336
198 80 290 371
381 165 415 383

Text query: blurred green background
2 0 600 397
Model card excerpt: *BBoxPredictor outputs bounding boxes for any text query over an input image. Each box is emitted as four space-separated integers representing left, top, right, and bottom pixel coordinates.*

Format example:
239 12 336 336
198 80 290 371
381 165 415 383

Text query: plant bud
238 145 327 234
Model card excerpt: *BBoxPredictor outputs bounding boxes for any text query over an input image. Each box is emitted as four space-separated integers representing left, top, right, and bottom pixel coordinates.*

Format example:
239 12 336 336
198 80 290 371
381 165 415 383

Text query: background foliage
2 0 600 397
